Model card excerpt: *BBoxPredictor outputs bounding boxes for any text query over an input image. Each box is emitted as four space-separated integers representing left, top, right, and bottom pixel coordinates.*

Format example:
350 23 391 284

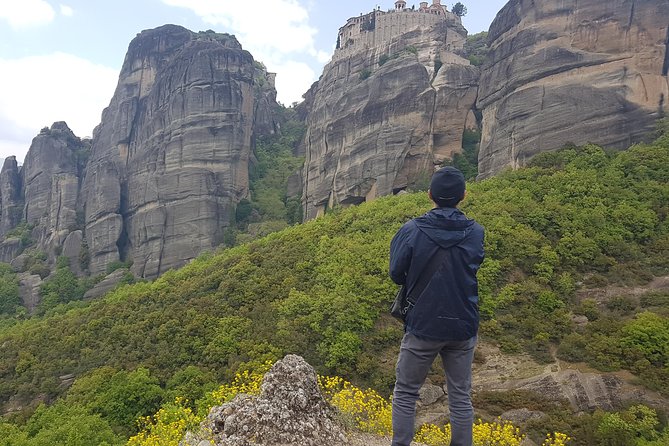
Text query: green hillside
0 128 667 444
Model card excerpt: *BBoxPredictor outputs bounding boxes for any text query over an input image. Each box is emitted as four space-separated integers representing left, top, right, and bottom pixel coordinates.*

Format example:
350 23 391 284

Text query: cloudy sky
0 0 508 162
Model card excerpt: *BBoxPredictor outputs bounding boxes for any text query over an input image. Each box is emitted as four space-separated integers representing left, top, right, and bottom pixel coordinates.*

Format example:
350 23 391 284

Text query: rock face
0 238 21 264
184 354 348 446
20 122 87 252
0 157 22 236
0 26 279 282
81 25 278 277
17 273 42 314
4 1 669 280
477 0 669 178
82 268 130 300
471 343 669 413
301 8 479 219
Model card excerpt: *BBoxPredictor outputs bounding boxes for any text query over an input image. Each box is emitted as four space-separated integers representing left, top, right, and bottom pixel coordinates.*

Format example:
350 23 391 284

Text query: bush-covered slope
0 132 667 442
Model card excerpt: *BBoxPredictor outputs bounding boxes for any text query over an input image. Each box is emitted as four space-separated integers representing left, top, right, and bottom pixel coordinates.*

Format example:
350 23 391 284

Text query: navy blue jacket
389 207 484 341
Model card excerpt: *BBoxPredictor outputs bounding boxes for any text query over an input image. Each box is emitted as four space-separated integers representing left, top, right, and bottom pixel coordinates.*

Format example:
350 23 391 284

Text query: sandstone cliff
0 157 22 237
79 25 278 278
477 0 669 178
21 122 87 253
0 25 279 281
301 10 479 219
4 1 669 280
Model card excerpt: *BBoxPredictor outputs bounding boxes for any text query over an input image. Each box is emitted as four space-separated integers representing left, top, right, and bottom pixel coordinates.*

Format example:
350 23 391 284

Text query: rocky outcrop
61 230 84 277
477 0 669 177
301 10 479 219
20 122 87 252
83 268 130 300
183 354 348 446
81 25 278 278
0 238 21 264
0 157 22 236
471 343 669 413
18 273 42 314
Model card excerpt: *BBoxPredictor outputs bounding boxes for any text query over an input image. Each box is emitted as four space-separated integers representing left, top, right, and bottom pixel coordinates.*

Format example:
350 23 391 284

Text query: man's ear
428 189 439 208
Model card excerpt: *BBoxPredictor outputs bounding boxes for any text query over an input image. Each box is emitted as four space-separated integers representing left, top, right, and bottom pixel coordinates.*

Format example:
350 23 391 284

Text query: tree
0 263 20 315
67 367 164 435
452 2 467 17
23 401 121 446
39 265 87 311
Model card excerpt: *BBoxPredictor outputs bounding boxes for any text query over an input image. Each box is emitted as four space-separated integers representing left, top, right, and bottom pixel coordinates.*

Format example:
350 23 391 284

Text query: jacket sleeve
389 222 413 285
477 224 485 265
471 223 485 268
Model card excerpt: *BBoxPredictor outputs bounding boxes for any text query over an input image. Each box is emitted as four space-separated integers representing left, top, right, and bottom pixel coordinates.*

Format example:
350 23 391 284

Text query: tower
429 0 445 14
395 0 406 10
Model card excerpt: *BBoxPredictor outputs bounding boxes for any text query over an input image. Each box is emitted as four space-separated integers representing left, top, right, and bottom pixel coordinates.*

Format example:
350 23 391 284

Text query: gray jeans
391 332 477 446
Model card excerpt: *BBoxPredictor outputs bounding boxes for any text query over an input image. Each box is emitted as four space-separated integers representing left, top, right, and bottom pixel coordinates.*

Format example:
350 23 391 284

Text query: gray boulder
83 268 131 300
183 355 348 446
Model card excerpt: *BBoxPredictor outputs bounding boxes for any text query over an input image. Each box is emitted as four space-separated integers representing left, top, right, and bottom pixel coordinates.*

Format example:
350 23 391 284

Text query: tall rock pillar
0 157 22 236
82 25 278 278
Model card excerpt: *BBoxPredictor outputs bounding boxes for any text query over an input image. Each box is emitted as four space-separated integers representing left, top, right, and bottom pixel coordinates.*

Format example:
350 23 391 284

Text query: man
389 166 484 446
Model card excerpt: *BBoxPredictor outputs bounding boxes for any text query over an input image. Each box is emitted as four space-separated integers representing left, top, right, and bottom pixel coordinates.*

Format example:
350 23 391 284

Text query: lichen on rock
182 355 349 446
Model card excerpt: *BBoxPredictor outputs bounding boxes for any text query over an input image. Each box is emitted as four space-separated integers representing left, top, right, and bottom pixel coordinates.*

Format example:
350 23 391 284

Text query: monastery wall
332 9 460 62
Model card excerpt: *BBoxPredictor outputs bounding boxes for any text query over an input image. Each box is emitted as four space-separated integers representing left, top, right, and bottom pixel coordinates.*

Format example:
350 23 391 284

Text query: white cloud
161 0 322 104
0 139 30 164
0 53 118 161
315 50 331 64
272 61 315 106
60 4 74 17
0 0 56 29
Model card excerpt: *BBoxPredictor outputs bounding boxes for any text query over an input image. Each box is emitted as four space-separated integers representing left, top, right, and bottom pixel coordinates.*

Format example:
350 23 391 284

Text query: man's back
389 207 484 341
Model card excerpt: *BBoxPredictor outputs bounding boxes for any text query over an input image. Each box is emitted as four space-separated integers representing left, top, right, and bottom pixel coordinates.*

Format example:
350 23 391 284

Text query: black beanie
429 166 465 207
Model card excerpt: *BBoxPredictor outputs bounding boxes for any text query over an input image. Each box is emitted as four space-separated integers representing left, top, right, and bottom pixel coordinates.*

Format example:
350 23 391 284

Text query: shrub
605 295 636 315
434 58 442 73
416 419 527 445
106 260 133 274
0 264 20 315
127 399 199 446
640 292 669 309
39 266 89 311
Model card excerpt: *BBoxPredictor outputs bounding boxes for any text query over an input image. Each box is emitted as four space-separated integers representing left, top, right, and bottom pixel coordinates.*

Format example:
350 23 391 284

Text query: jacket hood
414 207 474 249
